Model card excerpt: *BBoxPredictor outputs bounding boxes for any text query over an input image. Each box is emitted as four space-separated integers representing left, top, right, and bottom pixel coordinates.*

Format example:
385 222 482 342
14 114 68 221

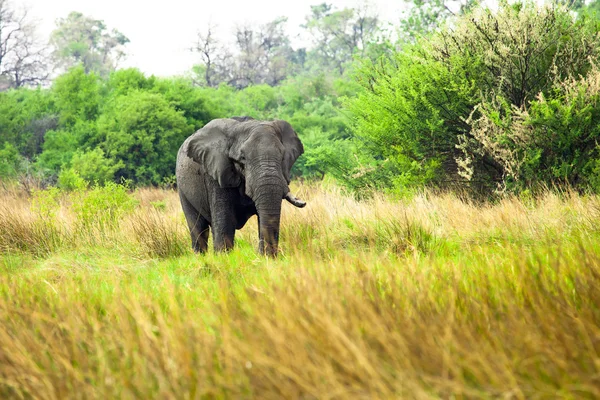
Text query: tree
52 65 100 126
0 87 56 159
399 0 477 41
50 11 129 76
303 3 380 74
347 2 600 194
192 24 222 87
0 142 22 180
0 0 49 89
191 18 295 88
97 91 191 185
66 148 123 185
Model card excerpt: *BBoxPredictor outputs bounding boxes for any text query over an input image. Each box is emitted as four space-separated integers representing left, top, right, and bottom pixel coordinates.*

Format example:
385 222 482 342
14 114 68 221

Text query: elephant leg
209 189 238 252
180 192 209 253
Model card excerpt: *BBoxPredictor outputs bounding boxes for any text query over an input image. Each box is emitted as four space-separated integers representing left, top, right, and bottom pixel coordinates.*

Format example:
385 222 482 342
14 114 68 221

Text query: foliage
50 11 129 76
4 1 600 196
69 148 123 185
347 1 600 194
469 64 600 191
151 77 216 130
303 3 380 74
71 181 137 229
30 186 61 220
57 168 87 191
0 2 387 190
52 66 100 126
0 88 56 157
97 91 191 185
399 0 477 41
0 142 22 180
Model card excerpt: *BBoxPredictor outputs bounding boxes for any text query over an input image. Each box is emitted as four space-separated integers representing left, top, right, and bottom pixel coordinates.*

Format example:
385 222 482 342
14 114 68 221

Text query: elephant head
186 117 305 255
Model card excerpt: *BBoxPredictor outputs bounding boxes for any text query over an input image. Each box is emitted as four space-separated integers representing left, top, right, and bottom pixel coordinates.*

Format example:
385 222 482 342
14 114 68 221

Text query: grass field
1 182 599 399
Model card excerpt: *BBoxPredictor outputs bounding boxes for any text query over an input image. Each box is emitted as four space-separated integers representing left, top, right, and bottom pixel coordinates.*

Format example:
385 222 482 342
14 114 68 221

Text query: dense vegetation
1 1 600 196
349 1 600 194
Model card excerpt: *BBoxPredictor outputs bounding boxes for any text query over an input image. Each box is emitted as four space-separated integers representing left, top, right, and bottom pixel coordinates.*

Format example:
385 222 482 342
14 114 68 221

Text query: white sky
21 0 405 77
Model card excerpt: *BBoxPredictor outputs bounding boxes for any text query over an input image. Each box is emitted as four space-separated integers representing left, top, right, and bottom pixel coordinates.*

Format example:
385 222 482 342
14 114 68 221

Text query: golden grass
0 183 599 398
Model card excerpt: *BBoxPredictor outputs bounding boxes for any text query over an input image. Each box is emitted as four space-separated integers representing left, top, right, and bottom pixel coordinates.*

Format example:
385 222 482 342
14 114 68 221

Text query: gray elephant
176 117 306 256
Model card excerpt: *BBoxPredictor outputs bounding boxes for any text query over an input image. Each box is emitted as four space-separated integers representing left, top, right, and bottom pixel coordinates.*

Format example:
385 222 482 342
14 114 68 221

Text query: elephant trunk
257 206 282 257
252 183 284 257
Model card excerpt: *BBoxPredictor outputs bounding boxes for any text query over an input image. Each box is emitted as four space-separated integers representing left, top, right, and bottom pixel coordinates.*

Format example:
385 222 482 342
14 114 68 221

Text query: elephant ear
187 120 241 188
274 120 304 183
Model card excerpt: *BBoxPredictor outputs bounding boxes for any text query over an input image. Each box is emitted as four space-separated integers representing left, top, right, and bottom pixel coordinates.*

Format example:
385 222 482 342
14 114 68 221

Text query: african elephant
176 117 306 256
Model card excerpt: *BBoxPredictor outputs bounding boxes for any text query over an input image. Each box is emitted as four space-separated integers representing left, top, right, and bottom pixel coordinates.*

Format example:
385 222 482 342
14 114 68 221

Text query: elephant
176 117 306 256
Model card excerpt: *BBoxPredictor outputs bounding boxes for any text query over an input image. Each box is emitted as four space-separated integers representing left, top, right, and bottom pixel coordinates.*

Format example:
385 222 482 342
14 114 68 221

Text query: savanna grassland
0 183 599 399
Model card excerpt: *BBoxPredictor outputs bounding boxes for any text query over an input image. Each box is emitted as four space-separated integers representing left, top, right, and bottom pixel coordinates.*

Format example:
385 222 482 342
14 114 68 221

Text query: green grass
1 184 599 398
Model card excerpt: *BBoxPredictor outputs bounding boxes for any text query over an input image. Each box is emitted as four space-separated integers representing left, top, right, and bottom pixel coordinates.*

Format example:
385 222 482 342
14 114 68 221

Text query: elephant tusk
284 192 306 208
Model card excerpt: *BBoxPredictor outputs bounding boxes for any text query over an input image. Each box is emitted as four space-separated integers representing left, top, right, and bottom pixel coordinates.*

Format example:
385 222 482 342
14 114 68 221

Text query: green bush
97 91 192 185
0 143 23 181
70 148 123 185
52 66 100 127
346 1 600 194
469 64 600 191
57 168 88 191
0 89 56 158
71 182 137 229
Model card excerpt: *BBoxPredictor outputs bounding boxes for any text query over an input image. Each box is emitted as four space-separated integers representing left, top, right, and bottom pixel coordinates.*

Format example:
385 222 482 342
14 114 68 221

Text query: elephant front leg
211 207 236 252
210 189 239 252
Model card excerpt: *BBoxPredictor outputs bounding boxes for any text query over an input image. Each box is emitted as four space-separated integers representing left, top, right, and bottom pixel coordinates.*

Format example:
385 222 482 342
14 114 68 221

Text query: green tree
35 128 81 173
68 148 123 184
0 142 22 180
50 11 129 76
0 88 56 157
52 65 100 126
303 3 380 75
97 91 191 185
151 77 215 130
105 68 156 96
399 0 477 41
347 1 600 194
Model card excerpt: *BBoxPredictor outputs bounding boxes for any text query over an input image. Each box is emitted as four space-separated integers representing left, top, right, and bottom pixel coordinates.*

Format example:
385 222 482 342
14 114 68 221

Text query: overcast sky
22 0 404 77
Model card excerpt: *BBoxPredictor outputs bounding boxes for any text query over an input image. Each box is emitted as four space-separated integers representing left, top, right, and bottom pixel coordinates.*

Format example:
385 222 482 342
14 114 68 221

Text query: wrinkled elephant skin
176 117 305 256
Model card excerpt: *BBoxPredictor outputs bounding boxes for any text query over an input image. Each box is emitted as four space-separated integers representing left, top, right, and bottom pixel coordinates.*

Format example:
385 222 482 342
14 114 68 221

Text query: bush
71 182 137 229
469 64 600 191
97 91 192 185
0 143 23 181
69 148 123 185
57 169 87 191
346 1 600 194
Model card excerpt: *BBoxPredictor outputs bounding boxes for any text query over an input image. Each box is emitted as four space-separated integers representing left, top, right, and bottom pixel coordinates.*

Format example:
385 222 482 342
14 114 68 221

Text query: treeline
2 0 600 196
0 67 355 188
0 1 380 188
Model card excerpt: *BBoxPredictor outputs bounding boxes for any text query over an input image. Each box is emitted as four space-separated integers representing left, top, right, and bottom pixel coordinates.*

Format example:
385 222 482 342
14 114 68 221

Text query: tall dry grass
0 183 599 398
